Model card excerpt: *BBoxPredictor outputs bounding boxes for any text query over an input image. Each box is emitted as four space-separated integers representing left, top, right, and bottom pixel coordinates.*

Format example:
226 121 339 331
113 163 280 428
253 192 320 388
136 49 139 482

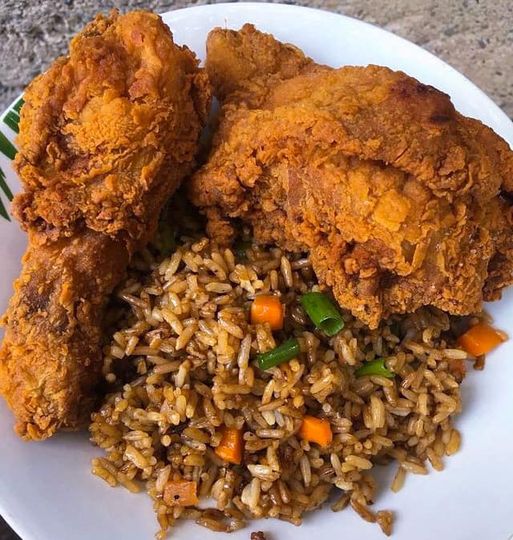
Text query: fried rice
90 234 471 538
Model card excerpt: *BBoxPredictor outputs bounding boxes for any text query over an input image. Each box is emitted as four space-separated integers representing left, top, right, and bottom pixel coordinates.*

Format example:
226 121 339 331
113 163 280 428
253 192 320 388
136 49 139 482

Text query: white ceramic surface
1 3 513 540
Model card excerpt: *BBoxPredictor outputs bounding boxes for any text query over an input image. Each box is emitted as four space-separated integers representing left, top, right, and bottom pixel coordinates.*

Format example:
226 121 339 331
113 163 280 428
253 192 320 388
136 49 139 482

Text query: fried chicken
189 24 513 328
1 230 128 438
0 10 211 440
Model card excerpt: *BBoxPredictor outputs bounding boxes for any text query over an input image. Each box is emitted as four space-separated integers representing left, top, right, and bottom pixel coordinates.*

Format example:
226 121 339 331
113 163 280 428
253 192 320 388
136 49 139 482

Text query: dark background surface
0 1 512 539
1 0 512 116
0 519 17 540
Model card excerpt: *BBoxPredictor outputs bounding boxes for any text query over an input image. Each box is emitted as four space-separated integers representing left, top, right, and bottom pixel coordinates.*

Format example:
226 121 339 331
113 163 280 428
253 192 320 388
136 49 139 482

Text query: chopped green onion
355 358 394 379
234 239 252 260
389 322 402 338
257 338 300 370
300 292 344 336
155 212 176 257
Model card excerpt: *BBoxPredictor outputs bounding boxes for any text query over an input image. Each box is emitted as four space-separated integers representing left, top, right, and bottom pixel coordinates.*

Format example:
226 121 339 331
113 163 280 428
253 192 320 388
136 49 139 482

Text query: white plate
1 3 513 540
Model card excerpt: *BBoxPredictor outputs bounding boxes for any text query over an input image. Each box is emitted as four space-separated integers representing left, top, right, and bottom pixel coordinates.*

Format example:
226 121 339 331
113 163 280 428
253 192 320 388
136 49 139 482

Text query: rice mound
90 236 467 538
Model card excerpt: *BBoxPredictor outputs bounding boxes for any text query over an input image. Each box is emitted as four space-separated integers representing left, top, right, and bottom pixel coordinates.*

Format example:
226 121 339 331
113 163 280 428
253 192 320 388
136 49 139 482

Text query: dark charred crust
392 78 450 102
430 114 451 123
21 283 50 315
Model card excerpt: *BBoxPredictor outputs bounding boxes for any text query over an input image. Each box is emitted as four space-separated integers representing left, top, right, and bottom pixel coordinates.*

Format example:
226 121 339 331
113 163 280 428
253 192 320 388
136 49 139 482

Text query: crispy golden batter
14 10 210 245
0 230 128 439
190 24 513 328
0 10 211 439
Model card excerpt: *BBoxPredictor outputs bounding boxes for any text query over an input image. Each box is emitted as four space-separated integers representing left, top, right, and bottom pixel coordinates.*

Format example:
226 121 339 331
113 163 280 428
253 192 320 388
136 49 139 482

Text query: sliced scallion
355 358 394 379
234 239 252 260
300 292 344 336
155 220 176 257
257 338 300 370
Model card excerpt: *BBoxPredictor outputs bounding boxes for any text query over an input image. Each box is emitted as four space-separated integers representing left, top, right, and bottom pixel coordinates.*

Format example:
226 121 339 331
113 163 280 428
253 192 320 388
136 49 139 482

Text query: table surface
0 1 512 539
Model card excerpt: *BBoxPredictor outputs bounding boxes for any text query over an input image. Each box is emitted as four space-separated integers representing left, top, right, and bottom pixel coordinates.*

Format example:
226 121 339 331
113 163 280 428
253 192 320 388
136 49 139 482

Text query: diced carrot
457 323 506 356
251 295 284 330
215 427 243 464
298 416 333 447
163 480 199 507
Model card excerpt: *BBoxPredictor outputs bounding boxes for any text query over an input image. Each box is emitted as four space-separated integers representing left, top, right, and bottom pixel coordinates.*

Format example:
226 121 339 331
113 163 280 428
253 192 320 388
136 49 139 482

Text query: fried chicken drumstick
0 11 210 439
190 24 513 328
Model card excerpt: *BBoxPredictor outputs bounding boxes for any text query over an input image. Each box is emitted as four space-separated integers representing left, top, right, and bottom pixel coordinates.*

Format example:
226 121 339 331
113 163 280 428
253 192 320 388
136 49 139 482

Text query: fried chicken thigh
0 11 210 439
190 24 513 328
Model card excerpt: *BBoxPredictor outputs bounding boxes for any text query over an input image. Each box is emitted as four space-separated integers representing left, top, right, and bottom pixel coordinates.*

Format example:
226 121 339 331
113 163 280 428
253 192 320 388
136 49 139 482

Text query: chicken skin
189 24 513 328
0 10 211 440
1 230 128 438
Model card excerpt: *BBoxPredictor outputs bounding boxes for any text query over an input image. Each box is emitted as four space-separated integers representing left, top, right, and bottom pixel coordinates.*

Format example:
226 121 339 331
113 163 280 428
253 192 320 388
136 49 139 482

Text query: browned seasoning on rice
90 236 471 538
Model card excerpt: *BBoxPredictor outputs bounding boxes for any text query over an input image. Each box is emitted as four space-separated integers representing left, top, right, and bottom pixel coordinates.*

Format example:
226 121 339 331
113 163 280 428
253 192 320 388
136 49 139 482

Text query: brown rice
90 235 471 538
